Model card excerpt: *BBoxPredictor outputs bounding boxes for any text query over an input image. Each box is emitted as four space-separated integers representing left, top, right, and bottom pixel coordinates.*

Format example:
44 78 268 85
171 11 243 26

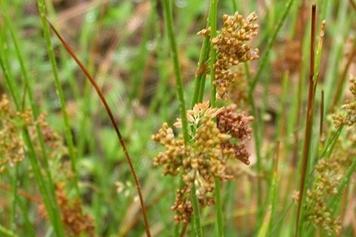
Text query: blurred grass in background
0 0 355 236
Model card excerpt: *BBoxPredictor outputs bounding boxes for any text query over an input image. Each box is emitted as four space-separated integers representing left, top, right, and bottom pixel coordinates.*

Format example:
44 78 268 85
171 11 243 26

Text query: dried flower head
212 12 259 100
229 66 248 106
29 112 67 161
152 101 253 223
332 77 356 128
217 104 253 165
0 95 26 173
39 182 96 236
0 94 67 176
305 189 342 235
293 139 353 235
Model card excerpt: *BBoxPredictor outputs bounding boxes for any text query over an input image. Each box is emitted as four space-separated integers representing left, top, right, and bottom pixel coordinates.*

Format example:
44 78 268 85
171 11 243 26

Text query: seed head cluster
152 101 253 223
333 77 356 128
217 104 253 165
305 189 342 235
39 182 95 236
293 140 354 235
0 95 26 172
228 67 248 106
305 78 356 235
30 112 67 161
0 94 67 173
211 12 259 100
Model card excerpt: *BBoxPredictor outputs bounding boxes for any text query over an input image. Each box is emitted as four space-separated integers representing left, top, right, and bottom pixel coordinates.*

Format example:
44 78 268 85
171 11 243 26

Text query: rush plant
0 0 355 237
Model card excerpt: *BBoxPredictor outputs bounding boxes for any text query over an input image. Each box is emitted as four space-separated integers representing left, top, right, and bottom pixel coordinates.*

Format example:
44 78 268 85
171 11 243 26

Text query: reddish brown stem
350 0 356 12
296 4 317 237
179 222 189 237
292 0 307 169
46 19 151 237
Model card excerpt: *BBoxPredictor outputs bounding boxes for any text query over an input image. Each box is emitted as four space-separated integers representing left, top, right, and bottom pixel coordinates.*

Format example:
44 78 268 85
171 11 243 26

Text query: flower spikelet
0 95 25 173
332 77 356 128
217 104 253 165
229 66 248 106
212 12 259 100
151 123 186 176
152 101 253 223
0 94 67 175
306 83 356 234
293 140 353 235
39 182 96 236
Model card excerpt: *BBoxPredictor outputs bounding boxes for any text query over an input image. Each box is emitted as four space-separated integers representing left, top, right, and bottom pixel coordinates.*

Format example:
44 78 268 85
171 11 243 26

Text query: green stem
0 224 19 237
208 0 224 236
0 2 65 235
162 0 189 142
37 0 80 197
296 5 317 236
267 143 280 235
245 61 264 228
10 165 19 231
192 36 210 106
327 143 356 208
46 18 152 237
214 178 224 236
231 0 237 11
209 3 217 108
190 183 203 237
0 54 20 110
5 170 36 237
162 0 202 236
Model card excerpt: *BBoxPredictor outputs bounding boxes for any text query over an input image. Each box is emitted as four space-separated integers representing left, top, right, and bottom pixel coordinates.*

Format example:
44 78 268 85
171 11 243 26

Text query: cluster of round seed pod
212 12 259 100
152 101 254 223
217 104 253 164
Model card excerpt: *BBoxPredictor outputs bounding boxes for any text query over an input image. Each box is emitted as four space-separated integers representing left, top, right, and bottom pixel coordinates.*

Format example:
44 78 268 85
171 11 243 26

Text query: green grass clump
0 0 355 236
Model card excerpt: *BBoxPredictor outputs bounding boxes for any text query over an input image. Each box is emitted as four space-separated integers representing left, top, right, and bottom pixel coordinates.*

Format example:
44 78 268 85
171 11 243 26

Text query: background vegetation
0 0 355 236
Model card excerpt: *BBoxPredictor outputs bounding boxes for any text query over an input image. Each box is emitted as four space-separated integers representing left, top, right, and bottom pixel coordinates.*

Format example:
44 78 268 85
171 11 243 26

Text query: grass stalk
267 142 280 235
3 171 37 237
45 18 152 237
0 2 65 235
209 0 218 108
208 0 225 236
162 0 203 236
319 90 324 138
10 165 18 231
192 35 210 106
245 74 264 230
0 224 19 237
162 0 190 143
37 0 80 197
243 1 297 225
24 129 66 236
0 1 354 236
149 0 171 118
296 4 317 237
0 54 20 110
0 48 21 232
